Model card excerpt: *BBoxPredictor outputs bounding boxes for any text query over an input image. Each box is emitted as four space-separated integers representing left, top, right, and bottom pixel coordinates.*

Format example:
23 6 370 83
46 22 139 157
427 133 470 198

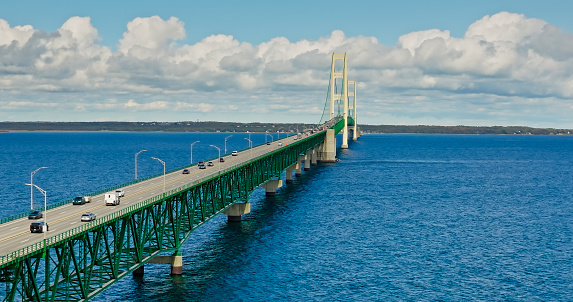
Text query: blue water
1 133 572 301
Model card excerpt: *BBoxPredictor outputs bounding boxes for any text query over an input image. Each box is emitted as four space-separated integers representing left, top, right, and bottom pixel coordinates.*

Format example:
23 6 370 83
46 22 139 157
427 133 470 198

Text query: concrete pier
286 164 295 184
311 147 318 166
296 155 304 176
135 251 184 275
263 179 283 196
319 129 337 162
304 153 311 171
223 202 251 222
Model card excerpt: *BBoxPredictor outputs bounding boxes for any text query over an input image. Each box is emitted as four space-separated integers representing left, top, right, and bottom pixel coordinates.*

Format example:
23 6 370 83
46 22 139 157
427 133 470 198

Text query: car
73 196 91 204
198 163 206 169
231 151 238 156
219 157 225 162
207 161 214 166
81 212 96 222
182 169 190 174
266 142 271 145
278 142 283 146
28 211 43 220
30 221 48 233
115 189 125 197
198 161 205 166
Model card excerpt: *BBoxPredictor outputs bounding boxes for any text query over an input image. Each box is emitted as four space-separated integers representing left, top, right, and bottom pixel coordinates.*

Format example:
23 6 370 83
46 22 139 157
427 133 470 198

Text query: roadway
0 133 310 256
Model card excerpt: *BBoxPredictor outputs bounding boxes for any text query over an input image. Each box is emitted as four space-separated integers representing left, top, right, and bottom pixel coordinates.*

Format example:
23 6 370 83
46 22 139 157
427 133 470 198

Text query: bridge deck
0 133 309 260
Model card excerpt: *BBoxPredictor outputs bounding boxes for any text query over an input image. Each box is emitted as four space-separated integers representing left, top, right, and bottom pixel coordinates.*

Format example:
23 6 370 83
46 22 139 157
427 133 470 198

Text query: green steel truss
0 126 335 302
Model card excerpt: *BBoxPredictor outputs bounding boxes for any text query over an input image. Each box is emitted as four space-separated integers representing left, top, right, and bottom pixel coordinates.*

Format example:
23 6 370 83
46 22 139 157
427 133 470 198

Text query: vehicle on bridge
232 151 238 156
198 163 206 169
81 213 96 222
182 169 190 174
72 196 91 205
115 189 125 197
30 221 48 233
105 193 120 206
207 161 214 166
219 157 225 162
28 211 42 219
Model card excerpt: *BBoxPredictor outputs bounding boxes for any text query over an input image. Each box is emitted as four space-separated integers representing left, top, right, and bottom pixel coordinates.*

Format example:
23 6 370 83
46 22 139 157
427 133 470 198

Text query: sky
1 0 573 128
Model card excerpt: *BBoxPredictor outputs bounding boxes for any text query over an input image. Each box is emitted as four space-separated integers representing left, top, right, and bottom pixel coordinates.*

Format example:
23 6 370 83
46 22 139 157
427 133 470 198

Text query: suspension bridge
0 53 359 301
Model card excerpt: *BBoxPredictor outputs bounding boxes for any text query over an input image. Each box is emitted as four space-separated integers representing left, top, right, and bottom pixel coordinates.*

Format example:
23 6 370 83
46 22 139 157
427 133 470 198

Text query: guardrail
0 134 306 225
0 129 331 267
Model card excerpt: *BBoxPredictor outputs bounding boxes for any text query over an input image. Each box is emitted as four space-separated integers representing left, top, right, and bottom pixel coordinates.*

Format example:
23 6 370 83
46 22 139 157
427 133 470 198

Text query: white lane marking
71 222 77 225
21 239 30 243
10 227 18 230
60 211 67 214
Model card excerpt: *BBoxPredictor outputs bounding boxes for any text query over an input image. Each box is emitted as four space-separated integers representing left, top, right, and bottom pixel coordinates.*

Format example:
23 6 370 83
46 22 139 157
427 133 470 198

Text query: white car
232 151 238 156
81 212 96 222
115 189 125 197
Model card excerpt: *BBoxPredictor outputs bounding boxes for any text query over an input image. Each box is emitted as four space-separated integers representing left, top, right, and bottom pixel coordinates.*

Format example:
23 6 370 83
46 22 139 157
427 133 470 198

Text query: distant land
0 122 571 135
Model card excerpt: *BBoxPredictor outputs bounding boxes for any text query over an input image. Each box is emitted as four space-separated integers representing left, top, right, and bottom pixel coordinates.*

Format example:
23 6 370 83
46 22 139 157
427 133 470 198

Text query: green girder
0 124 337 302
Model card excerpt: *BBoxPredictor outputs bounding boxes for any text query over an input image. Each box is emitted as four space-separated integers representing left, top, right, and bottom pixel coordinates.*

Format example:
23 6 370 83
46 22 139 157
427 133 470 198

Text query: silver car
81 212 96 222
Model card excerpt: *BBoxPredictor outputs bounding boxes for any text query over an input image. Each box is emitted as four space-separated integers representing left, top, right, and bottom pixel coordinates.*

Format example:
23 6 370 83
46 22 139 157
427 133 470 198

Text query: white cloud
0 12 573 127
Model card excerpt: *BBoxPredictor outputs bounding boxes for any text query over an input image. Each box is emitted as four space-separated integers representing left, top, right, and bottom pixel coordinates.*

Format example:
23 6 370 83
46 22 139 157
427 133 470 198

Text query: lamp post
266 134 274 143
244 138 253 160
151 157 166 193
135 150 147 180
210 145 221 173
190 141 200 165
26 183 47 238
30 167 47 210
224 135 232 155
277 130 280 140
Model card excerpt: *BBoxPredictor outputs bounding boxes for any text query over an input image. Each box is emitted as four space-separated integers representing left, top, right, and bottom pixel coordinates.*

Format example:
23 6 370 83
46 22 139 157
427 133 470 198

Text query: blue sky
1 0 573 128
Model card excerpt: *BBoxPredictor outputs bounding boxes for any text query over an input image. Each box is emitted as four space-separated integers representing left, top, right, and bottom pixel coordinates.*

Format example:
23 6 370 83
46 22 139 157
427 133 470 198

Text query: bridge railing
0 128 334 267
0 133 304 226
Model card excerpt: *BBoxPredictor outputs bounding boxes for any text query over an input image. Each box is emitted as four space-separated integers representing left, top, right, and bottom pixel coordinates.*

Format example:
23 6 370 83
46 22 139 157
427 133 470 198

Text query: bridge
0 53 359 301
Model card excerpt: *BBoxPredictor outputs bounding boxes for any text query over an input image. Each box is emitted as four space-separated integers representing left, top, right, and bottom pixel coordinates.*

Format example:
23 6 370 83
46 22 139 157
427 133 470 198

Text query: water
1 133 572 301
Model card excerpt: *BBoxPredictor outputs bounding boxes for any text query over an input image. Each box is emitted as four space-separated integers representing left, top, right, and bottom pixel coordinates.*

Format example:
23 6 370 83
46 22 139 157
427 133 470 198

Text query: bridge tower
329 53 349 148
348 80 359 140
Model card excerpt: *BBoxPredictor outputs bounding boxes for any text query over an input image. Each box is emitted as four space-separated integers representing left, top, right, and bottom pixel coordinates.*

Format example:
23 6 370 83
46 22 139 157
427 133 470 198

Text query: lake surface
1 132 572 301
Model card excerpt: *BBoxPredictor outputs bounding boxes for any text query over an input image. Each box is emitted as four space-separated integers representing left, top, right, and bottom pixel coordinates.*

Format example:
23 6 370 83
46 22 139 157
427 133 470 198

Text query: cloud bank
1 12 572 127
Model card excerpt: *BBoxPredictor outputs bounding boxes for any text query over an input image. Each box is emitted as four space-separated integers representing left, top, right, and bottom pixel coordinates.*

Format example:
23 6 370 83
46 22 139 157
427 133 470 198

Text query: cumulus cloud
1 12 573 127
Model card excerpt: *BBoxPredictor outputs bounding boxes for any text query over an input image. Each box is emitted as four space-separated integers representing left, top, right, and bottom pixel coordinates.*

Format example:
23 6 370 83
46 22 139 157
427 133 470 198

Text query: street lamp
30 167 47 210
224 135 232 155
244 138 253 160
190 141 200 165
266 133 274 143
277 130 280 140
151 157 166 193
210 145 221 173
135 150 147 180
26 183 47 238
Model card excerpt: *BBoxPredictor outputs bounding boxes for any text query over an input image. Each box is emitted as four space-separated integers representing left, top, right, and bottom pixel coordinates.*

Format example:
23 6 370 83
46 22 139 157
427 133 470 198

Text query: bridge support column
311 147 318 166
286 164 296 184
263 179 283 196
223 202 251 222
304 153 311 171
319 129 337 162
145 251 184 275
296 155 304 176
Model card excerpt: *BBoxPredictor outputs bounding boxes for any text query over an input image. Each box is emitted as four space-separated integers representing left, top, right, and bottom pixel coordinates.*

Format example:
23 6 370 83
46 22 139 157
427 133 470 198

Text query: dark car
219 157 225 162
207 161 214 166
72 196 85 205
28 211 43 220
182 169 190 174
30 221 48 233
266 142 271 145
198 163 206 169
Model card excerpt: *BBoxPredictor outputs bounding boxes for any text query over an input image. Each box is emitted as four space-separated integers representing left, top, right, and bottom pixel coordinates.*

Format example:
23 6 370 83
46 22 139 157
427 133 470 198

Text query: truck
105 193 120 206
